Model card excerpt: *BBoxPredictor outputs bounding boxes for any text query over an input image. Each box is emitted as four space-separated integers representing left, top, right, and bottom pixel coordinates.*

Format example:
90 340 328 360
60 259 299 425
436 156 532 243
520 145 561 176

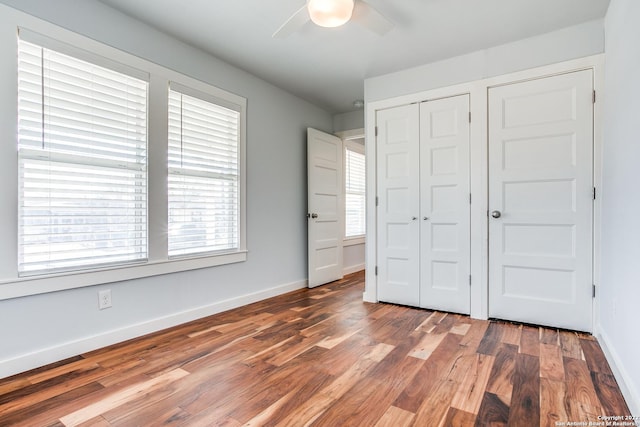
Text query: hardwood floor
0 271 630 426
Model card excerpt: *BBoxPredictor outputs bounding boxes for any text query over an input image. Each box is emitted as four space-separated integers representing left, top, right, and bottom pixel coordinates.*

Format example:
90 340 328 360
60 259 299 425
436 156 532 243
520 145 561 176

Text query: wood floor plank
443 407 477 427
559 331 583 359
563 356 603 421
519 326 540 357
0 271 629 426
312 333 381 377
374 406 414 427
275 344 392 426
477 322 504 355
485 343 518 405
540 328 559 345
0 363 108 414
265 334 326 366
450 353 495 414
59 368 189 427
238 370 333 426
508 353 540 427
411 378 459 426
459 319 490 354
415 311 446 333
475 392 509 427
540 343 565 381
450 322 472 336
580 338 614 376
500 323 522 347
393 333 464 413
408 332 446 360
0 382 105 427
591 372 631 416
540 378 568 427
431 313 457 334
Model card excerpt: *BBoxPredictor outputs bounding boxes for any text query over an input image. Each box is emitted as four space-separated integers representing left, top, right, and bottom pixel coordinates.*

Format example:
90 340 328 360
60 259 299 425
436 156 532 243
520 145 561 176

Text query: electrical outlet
98 289 112 310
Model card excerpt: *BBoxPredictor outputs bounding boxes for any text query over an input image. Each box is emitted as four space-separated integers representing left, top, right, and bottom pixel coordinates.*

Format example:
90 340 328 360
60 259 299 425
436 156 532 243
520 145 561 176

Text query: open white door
419 95 471 314
488 70 594 332
307 128 343 288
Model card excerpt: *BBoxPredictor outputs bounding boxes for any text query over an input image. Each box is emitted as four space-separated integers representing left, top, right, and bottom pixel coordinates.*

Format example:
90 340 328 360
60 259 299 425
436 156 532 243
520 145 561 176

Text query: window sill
0 250 248 301
344 237 365 247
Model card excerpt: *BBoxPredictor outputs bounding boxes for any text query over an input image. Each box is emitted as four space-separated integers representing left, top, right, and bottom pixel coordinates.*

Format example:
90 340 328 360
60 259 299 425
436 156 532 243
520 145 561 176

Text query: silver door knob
423 217 429 220
412 217 417 221
308 213 318 219
491 210 502 218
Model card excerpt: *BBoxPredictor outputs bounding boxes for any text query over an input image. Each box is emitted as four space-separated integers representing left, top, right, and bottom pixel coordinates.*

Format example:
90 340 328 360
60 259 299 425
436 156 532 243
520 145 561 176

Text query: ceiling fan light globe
307 0 354 28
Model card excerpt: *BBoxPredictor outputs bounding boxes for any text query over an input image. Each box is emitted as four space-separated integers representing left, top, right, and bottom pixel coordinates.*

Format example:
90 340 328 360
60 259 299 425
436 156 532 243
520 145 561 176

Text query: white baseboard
597 325 640 416
0 279 307 379
343 263 365 276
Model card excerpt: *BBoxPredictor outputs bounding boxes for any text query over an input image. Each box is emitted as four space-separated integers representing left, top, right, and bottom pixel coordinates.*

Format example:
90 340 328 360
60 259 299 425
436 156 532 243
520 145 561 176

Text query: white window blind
168 86 240 257
345 147 366 238
17 39 148 275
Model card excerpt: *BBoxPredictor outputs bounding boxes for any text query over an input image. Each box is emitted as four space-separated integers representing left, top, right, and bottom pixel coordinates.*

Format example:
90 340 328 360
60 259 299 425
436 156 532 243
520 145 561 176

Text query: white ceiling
98 0 610 114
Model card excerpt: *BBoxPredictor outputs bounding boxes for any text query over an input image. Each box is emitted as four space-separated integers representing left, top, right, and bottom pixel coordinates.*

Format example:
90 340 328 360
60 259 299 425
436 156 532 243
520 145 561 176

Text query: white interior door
307 128 343 288
488 70 594 331
376 104 420 306
419 95 471 314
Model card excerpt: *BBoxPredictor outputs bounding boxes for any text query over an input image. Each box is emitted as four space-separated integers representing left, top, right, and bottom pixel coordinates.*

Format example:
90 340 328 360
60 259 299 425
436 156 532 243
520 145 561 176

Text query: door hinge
593 187 596 200
375 196 379 207
375 266 378 276
469 193 472 204
592 284 596 298
593 90 596 104
468 112 471 123
469 275 472 286
375 126 378 137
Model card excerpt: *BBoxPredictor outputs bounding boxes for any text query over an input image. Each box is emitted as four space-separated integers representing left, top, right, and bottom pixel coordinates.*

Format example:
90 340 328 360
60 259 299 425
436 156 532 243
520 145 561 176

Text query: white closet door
488 70 594 331
376 104 420 306
307 128 343 288
419 95 471 314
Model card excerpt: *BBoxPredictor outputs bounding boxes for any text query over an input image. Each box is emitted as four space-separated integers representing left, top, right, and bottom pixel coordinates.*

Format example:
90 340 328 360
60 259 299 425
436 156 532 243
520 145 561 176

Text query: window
344 143 365 238
3 25 246 298
167 84 241 257
17 38 148 275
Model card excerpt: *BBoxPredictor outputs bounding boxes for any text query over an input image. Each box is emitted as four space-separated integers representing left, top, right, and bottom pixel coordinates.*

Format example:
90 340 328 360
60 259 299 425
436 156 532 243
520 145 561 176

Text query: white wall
333 110 364 133
365 19 604 103
0 1 332 378
343 243 365 275
599 0 640 413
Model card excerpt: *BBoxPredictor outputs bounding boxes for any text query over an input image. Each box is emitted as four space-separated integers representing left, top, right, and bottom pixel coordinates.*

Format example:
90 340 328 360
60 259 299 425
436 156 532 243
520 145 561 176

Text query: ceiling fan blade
273 4 310 38
352 0 394 36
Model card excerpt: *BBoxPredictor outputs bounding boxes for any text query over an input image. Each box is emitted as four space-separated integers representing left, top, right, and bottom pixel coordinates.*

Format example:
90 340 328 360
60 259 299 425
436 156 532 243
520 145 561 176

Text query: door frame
335 128 366 276
365 54 604 331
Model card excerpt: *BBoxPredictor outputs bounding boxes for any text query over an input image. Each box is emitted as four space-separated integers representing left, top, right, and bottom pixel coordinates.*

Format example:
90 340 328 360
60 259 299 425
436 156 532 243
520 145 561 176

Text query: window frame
0 24 247 301
167 82 243 258
17 35 150 276
343 138 366 245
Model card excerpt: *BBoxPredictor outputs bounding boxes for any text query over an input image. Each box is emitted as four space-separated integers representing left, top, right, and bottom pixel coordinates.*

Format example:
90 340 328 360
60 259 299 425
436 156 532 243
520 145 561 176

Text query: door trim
365 54 604 333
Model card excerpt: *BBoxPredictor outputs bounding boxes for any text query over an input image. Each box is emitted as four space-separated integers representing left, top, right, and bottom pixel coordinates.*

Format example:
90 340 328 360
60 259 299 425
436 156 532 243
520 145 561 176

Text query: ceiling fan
273 0 394 38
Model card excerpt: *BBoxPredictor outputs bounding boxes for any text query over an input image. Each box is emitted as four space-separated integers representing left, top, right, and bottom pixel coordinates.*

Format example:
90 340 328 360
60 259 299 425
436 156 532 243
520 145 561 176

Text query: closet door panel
376 104 420 306
419 95 471 314
488 70 594 332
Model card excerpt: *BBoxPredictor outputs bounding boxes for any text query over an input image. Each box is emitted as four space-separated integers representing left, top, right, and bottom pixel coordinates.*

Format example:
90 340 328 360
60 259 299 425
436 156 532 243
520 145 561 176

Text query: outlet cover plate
98 289 112 310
